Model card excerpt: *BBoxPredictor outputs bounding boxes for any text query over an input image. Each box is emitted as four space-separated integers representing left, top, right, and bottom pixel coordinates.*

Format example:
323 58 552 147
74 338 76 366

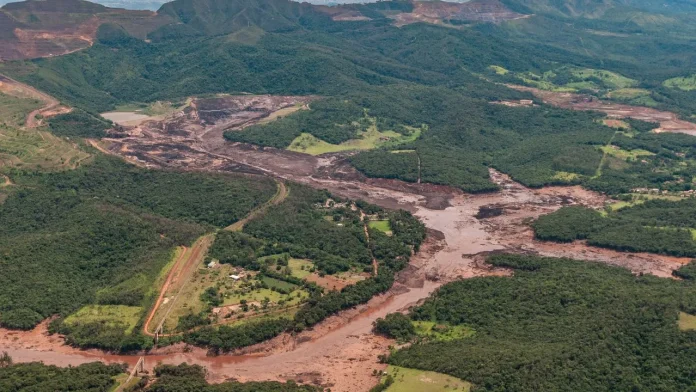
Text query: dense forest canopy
387 254 696 392
2 0 696 192
0 156 274 338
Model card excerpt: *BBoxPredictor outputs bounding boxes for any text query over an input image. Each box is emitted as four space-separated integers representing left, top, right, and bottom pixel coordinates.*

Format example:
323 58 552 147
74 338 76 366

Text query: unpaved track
2 93 693 391
144 235 213 337
225 181 288 231
142 246 189 337
0 73 67 127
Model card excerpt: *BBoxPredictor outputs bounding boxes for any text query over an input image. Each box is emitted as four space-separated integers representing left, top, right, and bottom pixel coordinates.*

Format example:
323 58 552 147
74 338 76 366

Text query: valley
1 0 696 391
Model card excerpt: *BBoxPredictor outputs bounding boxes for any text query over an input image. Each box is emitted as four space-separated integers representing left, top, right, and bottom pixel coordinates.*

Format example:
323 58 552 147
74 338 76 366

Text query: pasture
287 122 421 156
413 321 474 342
64 305 143 335
381 366 471 392
368 220 392 233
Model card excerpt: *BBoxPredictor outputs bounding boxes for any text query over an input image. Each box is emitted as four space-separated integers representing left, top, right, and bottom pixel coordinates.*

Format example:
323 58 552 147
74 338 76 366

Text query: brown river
2 167 689 391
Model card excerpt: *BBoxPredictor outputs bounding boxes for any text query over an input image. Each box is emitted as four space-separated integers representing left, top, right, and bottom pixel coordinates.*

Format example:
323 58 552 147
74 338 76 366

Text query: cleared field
368 220 392 233
64 305 143 335
679 312 696 330
260 276 298 291
551 171 580 181
570 68 637 89
599 145 654 160
110 374 141 392
606 88 651 99
257 103 306 125
664 74 696 91
0 92 42 127
413 321 475 342
287 122 422 156
0 127 91 171
154 261 308 331
288 258 314 279
381 366 471 392
488 65 509 75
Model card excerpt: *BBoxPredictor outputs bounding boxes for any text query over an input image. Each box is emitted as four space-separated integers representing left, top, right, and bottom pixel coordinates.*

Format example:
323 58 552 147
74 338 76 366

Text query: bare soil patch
510 85 696 136
4 93 693 392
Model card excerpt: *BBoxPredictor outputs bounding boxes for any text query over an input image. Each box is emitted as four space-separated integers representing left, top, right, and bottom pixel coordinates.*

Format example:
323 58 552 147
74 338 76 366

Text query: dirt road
2 93 693 391
510 85 696 136
0 73 70 127
225 181 288 231
144 235 213 337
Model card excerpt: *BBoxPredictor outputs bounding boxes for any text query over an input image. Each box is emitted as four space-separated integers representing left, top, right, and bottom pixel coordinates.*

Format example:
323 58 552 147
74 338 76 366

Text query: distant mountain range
0 0 376 10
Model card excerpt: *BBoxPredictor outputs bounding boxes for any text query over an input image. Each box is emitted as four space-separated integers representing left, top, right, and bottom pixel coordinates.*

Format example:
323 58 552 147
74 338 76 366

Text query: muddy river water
2 165 689 391
2 96 693 391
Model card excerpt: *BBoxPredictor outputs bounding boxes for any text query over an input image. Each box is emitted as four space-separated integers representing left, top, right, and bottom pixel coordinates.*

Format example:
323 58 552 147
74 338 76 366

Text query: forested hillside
0 156 275 344
382 254 696 392
2 0 695 193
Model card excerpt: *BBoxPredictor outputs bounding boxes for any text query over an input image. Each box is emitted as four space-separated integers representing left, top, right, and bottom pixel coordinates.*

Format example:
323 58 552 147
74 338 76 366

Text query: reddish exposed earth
1 89 693 391
511 85 696 136
390 0 529 27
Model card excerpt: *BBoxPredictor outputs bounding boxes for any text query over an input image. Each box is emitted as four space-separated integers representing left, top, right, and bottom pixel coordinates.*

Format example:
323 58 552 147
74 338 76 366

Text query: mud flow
510 85 696 136
3 94 691 392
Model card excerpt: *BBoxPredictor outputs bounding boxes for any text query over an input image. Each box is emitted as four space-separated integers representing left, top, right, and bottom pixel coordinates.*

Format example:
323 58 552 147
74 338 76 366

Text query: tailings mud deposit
3 95 691 391
511 85 696 136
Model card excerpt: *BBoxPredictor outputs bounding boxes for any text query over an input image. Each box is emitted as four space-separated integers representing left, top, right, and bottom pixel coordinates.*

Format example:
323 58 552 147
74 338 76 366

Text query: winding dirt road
0 73 70 127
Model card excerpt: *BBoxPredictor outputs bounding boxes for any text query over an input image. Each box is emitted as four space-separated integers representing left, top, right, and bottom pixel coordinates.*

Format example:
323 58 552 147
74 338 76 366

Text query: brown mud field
511 85 696 136
2 94 692 391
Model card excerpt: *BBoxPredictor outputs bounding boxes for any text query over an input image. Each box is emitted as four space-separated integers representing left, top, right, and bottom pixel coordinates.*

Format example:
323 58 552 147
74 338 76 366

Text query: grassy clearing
64 305 143 335
287 122 422 156
368 220 392 233
257 104 306 126
261 276 298 291
570 68 637 89
0 127 91 171
488 65 509 75
110 374 141 392
679 312 696 330
599 145 654 160
606 88 651 99
0 92 41 127
288 258 314 279
413 321 475 341
664 74 696 91
156 262 309 331
552 171 581 182
381 365 471 392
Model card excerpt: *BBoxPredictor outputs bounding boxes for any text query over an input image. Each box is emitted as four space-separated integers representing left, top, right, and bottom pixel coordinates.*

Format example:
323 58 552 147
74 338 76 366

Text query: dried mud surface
511 85 696 136
2 94 692 391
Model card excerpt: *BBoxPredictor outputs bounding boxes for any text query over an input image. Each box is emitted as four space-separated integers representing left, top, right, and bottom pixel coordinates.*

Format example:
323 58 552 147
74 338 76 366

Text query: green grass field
606 88 652 99
381 366 471 392
413 321 475 342
0 92 41 127
664 74 696 91
287 121 422 156
679 312 696 331
570 68 637 89
288 258 314 279
261 276 298 291
599 145 654 160
64 305 143 335
368 220 392 233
